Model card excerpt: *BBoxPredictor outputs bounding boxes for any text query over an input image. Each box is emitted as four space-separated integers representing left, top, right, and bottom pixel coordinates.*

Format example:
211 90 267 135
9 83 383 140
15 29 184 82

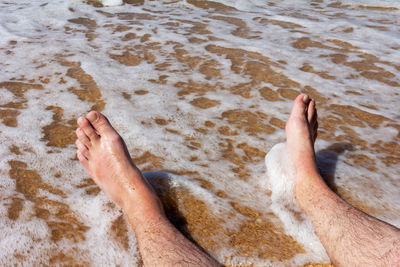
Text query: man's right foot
285 94 327 208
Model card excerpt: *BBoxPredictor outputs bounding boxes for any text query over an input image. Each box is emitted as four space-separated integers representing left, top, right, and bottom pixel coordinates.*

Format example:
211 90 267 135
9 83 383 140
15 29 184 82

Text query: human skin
76 94 400 266
75 111 220 267
286 94 400 266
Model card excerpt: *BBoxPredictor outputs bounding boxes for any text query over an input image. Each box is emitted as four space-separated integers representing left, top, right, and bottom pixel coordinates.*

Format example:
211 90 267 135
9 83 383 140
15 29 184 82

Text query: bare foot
75 111 165 227
285 95 400 266
285 94 326 207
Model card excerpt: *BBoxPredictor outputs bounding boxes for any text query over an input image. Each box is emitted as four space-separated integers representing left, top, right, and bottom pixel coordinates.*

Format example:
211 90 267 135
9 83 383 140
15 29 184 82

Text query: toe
76 139 90 159
313 122 318 142
309 105 318 130
77 150 89 169
312 109 318 128
77 116 99 141
86 111 115 136
291 94 310 119
76 128 91 148
307 99 316 124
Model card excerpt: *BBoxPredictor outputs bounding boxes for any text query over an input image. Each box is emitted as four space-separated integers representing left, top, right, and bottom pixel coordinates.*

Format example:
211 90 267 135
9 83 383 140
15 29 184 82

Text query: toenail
302 94 309 103
87 111 98 122
77 117 85 124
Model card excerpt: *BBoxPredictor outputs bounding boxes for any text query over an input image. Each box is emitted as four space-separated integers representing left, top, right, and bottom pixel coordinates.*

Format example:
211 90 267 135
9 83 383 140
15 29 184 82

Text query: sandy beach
0 0 399 266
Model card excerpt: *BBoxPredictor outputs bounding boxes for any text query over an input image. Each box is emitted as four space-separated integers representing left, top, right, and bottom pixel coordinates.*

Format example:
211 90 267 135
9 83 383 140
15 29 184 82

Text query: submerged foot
285 94 326 207
75 111 164 226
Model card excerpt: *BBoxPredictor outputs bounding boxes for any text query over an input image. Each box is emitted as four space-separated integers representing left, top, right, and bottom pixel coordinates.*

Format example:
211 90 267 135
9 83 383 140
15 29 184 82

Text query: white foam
264 143 330 264
101 0 123 7
0 0 399 265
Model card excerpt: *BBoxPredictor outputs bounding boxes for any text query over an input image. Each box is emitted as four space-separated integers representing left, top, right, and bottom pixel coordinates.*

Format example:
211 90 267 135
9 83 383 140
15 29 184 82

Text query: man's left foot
76 111 165 227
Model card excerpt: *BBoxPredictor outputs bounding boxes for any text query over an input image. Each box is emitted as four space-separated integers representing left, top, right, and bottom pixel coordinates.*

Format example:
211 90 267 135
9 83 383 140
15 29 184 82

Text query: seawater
0 0 399 266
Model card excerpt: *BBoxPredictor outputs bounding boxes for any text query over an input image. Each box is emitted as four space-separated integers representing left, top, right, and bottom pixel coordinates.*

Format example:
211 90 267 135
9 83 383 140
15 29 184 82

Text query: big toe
290 94 310 119
86 111 115 136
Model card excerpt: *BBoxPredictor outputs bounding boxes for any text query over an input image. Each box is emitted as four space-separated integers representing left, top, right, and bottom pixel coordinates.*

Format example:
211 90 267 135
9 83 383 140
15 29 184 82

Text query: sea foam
101 0 123 6
0 0 399 265
264 143 330 264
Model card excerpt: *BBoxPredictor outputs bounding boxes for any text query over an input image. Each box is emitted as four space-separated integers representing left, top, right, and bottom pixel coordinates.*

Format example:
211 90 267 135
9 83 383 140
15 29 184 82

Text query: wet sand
0 0 399 266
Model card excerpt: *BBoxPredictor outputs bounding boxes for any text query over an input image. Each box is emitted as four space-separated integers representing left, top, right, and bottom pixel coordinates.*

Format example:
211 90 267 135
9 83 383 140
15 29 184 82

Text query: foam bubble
101 0 123 7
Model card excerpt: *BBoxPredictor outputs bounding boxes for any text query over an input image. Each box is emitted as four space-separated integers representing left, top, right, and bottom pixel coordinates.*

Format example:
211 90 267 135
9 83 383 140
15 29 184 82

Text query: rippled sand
0 0 399 266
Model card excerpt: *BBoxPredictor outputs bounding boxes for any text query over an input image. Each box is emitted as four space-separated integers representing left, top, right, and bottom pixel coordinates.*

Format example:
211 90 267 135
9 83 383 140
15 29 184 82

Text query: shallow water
0 0 399 266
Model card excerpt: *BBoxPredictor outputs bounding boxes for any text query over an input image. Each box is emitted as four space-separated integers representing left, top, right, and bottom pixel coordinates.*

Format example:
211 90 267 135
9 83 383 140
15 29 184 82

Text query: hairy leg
286 94 400 266
76 111 220 267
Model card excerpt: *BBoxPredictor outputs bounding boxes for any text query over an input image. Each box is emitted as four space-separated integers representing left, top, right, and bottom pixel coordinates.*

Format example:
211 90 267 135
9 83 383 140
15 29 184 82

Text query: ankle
295 171 328 212
122 181 166 227
126 205 167 233
116 170 144 206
